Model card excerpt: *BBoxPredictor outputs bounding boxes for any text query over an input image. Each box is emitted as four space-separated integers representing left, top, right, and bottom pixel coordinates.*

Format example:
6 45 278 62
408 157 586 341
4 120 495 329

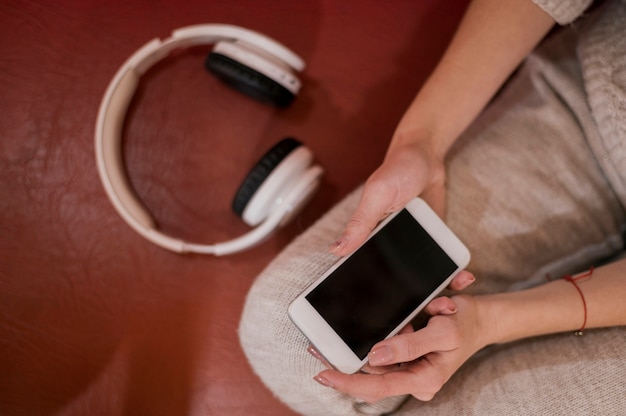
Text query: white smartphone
288 198 470 374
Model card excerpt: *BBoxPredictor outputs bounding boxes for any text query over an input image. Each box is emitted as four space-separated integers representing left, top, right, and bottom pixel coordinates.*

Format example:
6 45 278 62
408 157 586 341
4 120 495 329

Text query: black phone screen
305 209 458 359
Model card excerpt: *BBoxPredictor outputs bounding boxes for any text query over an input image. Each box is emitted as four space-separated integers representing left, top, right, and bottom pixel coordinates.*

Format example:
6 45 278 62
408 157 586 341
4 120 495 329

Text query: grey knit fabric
532 0 592 24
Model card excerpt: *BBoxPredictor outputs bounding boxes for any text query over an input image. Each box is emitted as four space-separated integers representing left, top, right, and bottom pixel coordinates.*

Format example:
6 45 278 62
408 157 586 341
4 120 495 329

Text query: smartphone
288 198 470 374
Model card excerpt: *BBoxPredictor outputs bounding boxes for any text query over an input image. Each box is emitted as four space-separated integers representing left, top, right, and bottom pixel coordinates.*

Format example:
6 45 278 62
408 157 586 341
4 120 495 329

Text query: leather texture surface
0 1 468 415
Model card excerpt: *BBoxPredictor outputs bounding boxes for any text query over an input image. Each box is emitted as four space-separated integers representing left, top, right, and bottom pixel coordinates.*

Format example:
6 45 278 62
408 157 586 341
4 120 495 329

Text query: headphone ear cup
206 51 296 107
232 138 308 226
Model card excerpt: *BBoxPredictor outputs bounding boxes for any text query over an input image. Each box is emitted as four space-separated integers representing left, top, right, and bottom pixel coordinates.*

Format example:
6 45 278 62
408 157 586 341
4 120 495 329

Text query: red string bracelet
562 266 594 336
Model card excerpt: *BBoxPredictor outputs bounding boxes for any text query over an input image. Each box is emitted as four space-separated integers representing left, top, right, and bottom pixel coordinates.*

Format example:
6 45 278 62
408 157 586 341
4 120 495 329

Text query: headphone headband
94 24 320 255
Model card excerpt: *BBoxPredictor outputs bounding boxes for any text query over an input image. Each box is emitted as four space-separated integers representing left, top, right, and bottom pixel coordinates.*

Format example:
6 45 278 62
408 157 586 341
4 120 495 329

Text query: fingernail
328 236 348 254
368 345 393 366
442 306 457 314
313 374 334 388
307 345 324 362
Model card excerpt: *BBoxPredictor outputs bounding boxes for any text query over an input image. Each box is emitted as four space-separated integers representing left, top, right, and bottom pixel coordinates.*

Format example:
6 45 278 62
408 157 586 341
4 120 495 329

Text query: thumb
329 184 397 257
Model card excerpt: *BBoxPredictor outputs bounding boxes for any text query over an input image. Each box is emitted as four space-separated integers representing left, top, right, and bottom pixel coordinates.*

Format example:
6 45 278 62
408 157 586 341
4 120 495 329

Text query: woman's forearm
477 258 626 345
389 0 556 159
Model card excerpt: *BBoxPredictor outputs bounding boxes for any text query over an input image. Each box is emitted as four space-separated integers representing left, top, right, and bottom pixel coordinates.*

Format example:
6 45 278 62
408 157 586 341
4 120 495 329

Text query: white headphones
95 24 323 256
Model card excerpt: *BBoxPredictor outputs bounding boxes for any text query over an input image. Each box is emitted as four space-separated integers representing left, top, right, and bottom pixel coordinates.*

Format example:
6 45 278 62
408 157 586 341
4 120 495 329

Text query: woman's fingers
309 325 418 374
447 270 476 291
315 359 443 402
367 327 444 366
307 344 333 369
312 295 483 403
315 314 464 401
329 179 399 257
360 324 416 374
330 143 444 257
367 311 461 367
424 296 457 316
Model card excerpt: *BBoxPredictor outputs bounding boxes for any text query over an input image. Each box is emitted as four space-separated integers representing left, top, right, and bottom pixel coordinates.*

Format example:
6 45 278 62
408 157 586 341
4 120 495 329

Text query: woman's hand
330 138 447 257
312 288 491 402
308 271 485 402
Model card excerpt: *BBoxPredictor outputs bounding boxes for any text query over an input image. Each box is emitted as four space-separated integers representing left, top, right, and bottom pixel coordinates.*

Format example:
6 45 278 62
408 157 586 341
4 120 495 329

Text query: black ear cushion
232 138 302 218
206 52 296 108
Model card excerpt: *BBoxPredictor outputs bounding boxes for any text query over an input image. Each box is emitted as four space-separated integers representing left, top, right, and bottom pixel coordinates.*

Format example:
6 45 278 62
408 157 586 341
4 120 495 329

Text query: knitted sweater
534 0 626 210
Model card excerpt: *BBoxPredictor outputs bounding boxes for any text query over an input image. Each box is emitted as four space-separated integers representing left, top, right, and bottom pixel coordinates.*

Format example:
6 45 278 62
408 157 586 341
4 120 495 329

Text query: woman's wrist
452 294 502 352
473 279 589 345
387 87 466 162
471 294 507 347
467 259 626 348
386 78 475 162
